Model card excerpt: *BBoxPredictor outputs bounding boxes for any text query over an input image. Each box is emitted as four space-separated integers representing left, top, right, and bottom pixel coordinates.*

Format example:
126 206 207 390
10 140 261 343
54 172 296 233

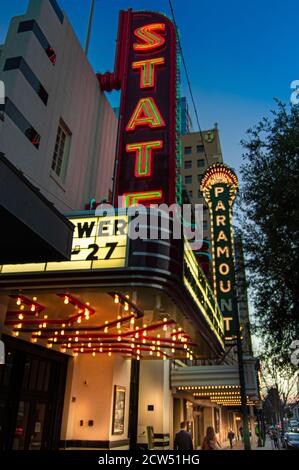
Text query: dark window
189 190 193 198
0 98 40 148
18 20 57 65
197 144 205 153
185 175 192 184
197 159 205 168
197 190 202 199
184 160 192 169
4 57 48 105
197 174 203 182
49 0 64 24
203 220 208 230
184 146 192 155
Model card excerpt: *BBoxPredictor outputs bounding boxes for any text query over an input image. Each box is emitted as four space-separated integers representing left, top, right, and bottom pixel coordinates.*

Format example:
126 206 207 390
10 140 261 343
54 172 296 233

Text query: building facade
0 1 229 451
181 128 223 278
0 0 117 213
0 0 260 452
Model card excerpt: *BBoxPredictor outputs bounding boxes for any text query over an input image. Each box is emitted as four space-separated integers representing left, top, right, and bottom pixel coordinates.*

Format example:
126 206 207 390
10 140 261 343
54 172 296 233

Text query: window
197 159 205 168
185 175 192 184
49 0 64 24
184 146 192 155
4 57 48 105
203 220 208 230
197 190 203 199
197 144 205 153
184 160 192 169
0 98 40 148
188 190 193 198
51 120 71 179
18 21 57 65
197 174 203 182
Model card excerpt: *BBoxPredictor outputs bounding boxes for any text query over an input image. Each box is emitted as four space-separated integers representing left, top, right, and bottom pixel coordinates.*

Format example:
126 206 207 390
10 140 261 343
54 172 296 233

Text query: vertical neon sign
98 11 178 208
200 163 239 341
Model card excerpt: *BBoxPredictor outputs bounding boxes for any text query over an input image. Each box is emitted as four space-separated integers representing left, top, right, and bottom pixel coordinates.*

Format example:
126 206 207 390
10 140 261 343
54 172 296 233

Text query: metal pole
234 311 251 450
84 0 96 56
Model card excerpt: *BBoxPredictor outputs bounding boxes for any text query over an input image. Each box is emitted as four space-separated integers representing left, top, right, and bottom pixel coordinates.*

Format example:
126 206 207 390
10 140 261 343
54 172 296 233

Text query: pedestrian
174 421 193 450
239 426 243 441
272 429 279 449
227 428 235 449
201 426 221 450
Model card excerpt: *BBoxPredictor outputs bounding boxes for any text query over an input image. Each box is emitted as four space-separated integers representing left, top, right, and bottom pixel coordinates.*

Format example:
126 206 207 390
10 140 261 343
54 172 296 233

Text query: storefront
171 362 260 447
0 212 224 450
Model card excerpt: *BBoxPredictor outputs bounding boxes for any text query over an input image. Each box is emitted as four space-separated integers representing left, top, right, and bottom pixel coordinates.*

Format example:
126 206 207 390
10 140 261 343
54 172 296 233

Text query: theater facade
0 211 225 449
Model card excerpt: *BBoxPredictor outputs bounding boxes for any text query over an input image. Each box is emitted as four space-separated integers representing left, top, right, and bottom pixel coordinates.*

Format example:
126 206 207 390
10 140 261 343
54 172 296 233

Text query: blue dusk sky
0 0 297 177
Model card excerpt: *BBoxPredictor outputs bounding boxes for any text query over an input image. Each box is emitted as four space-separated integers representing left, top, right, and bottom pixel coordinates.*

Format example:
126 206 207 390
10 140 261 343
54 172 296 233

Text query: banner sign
112 10 178 207
0 215 128 274
200 164 239 341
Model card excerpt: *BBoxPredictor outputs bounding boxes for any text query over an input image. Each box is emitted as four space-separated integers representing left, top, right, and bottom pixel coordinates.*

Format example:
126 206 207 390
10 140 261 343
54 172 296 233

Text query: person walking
201 426 221 450
272 429 279 449
174 421 193 450
227 429 235 449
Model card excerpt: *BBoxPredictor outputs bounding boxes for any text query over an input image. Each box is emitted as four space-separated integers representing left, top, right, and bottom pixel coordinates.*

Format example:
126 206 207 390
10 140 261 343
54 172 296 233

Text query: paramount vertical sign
98 10 179 207
200 164 239 341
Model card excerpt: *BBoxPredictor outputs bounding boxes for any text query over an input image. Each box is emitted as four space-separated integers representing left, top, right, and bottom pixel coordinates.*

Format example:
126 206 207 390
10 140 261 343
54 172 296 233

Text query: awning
0 153 74 263
171 358 260 405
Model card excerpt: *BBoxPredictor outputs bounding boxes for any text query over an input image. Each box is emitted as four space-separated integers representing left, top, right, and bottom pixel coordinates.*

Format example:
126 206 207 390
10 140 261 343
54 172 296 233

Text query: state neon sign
98 11 178 208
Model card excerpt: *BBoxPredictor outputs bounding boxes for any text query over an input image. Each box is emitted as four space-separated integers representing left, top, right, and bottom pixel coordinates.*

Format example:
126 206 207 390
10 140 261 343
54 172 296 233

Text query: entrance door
12 400 46 450
0 335 68 450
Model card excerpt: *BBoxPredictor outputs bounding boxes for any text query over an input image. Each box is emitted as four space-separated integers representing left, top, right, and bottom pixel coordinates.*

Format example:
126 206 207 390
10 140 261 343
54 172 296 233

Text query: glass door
12 400 47 450
28 402 46 450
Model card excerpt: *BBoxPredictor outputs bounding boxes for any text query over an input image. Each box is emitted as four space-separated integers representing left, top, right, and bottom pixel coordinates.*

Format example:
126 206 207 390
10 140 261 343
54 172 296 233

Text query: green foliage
239 101 299 365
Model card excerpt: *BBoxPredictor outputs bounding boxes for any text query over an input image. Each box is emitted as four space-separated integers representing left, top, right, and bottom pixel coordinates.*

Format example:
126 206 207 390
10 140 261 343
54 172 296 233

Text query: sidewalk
223 437 281 450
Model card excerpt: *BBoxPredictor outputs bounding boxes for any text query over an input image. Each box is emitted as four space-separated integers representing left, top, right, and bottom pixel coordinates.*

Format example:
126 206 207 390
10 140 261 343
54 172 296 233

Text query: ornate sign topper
98 10 179 208
200 163 239 341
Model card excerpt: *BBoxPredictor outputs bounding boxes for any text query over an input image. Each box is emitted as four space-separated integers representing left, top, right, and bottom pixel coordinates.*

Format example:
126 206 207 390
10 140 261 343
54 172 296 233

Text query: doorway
0 335 68 450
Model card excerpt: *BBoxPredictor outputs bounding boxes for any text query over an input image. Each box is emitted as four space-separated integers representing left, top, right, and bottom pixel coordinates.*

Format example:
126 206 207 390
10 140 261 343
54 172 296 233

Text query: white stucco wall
61 354 131 445
0 0 117 213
